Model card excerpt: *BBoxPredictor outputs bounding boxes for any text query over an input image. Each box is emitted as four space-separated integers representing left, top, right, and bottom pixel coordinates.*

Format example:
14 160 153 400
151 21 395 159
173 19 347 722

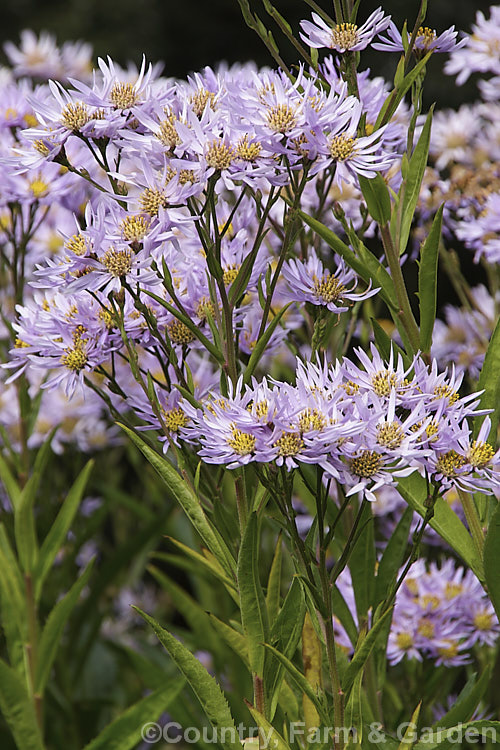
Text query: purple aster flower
445 7 500 85
300 8 391 53
373 21 466 54
282 250 379 313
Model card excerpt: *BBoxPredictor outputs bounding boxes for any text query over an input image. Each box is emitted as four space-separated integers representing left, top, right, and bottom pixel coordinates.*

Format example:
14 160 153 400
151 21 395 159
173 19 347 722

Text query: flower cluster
176 348 500 500
333 560 500 667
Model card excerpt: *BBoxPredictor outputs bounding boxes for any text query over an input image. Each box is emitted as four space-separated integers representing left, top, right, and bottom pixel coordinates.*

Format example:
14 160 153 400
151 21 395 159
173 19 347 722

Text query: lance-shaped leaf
473 316 500 442
342 605 394 695
136 608 242 750
358 173 391 226
246 701 293 750
83 679 185 750
120 424 236 578
397 703 421 750
263 644 330 726
14 471 40 574
35 560 94 694
483 502 500 621
0 659 45 750
34 459 94 601
418 204 443 354
237 512 269 677
266 532 282 624
398 107 434 256
430 668 491 731
375 52 432 129
397 473 485 583
413 720 500 750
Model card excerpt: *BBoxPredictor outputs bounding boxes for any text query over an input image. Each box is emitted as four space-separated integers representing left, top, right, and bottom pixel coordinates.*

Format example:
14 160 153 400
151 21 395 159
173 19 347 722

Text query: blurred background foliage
0 0 494 107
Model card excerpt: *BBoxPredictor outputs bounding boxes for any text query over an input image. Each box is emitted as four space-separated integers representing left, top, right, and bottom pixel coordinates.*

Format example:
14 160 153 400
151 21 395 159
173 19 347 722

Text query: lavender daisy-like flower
373 21 466 54
300 8 391 53
282 250 379 313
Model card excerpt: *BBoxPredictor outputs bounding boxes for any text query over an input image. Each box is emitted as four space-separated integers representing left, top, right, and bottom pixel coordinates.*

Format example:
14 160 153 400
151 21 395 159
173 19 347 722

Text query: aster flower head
282 249 379 313
300 8 391 53
373 21 466 55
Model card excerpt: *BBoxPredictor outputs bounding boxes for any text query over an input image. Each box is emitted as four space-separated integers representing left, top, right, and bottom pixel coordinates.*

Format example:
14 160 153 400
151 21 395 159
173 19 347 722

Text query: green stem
25 573 43 732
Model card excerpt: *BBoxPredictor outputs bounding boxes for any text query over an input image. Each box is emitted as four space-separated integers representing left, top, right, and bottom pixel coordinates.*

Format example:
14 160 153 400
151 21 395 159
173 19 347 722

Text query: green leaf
473 316 500 442
431 668 491 730
349 503 375 620
237 512 269 677
266 532 282 624
375 52 432 130
262 644 330 726
35 560 94 694
374 507 412 609
0 452 21 510
398 703 421 750
0 658 45 750
413 721 500 750
120 424 236 578
358 173 391 225
332 584 358 650
136 609 242 750
399 107 434 256
148 565 220 654
483 501 500 621
342 605 394 695
418 204 444 353
371 319 413 371
159 537 238 598
397 473 485 583
0 524 26 631
243 304 292 386
208 614 250 667
245 702 292 750
34 459 94 600
14 471 40 573
83 680 185 750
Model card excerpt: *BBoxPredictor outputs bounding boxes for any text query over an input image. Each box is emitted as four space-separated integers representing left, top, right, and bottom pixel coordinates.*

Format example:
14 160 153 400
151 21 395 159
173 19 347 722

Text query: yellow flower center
120 215 151 243
312 274 346 304
350 450 383 478
61 102 90 131
331 22 359 50
329 134 356 161
417 618 435 638
162 407 189 432
445 582 463 599
437 640 459 660
110 82 138 109
167 319 195 345
61 341 87 371
102 248 133 277
376 421 404 449
298 408 326 432
223 264 240 285
140 188 166 216
228 427 256 456
274 432 304 457
436 450 467 478
236 135 262 162
396 632 414 651
65 233 87 256
266 104 297 134
371 370 398 396
433 384 459 403
205 140 234 170
157 114 181 149
473 611 493 631
29 178 48 198
190 88 217 117
468 440 495 468
416 26 437 49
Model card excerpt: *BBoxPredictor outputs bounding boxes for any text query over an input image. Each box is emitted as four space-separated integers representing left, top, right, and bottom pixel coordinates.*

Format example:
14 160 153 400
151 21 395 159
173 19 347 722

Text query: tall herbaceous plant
0 3 500 749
